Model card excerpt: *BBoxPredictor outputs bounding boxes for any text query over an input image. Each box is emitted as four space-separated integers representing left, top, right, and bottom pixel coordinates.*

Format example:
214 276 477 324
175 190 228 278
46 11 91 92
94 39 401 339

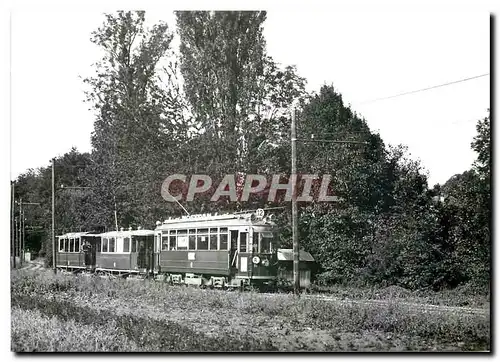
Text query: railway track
298 294 490 316
18 259 45 272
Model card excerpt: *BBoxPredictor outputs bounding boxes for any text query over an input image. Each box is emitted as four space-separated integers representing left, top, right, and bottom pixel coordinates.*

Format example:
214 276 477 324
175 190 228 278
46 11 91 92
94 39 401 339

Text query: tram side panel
56 236 85 270
159 250 230 276
157 227 231 278
95 234 155 273
96 253 132 271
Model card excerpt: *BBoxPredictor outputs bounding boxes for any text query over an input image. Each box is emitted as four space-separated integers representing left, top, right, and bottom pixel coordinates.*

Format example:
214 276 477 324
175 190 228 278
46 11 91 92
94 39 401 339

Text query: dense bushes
285 92 490 291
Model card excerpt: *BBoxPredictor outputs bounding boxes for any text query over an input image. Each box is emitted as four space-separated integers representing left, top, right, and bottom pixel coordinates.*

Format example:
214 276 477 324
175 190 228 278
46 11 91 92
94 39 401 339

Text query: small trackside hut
154 210 279 289
276 249 315 289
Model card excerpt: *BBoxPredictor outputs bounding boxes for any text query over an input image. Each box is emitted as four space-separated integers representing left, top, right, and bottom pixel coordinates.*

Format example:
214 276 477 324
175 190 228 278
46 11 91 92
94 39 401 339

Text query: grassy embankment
11 270 490 352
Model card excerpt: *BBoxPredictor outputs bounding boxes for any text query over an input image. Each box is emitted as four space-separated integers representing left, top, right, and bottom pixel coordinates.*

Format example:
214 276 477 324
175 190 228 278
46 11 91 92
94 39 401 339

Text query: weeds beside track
11 269 490 352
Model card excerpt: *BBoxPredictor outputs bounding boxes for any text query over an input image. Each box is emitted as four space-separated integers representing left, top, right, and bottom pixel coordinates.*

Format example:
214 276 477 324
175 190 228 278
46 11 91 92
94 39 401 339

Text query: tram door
236 229 249 275
229 230 238 269
82 236 97 269
137 236 154 271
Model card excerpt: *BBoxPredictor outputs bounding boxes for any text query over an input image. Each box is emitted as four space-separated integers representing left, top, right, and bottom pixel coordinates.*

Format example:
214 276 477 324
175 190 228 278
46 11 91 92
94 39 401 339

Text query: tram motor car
154 209 279 289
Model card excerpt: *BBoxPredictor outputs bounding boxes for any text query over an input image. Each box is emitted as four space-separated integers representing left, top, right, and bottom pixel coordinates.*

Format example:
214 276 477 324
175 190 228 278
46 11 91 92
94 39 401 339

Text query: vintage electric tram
56 228 155 276
56 232 99 271
94 228 155 275
154 209 279 288
55 209 315 289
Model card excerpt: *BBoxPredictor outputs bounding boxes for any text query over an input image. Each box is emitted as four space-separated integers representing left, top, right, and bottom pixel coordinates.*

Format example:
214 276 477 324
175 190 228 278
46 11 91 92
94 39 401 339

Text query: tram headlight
252 256 261 265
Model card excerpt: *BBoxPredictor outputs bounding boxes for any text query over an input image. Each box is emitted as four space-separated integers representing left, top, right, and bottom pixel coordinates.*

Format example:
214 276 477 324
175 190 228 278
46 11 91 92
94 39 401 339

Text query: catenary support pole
11 182 15 268
291 107 300 295
19 197 22 267
21 207 24 266
52 158 56 274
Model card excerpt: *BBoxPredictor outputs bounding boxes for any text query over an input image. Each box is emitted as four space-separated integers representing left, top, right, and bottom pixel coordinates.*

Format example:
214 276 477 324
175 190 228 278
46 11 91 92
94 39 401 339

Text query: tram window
230 231 238 251
177 230 188 250
132 239 137 253
123 237 130 253
239 233 247 252
220 233 228 250
210 234 217 250
169 235 177 250
161 236 169 251
59 239 64 252
189 235 196 250
258 233 272 253
197 235 208 250
64 238 69 252
109 237 116 252
75 238 80 253
102 238 108 252
69 238 75 253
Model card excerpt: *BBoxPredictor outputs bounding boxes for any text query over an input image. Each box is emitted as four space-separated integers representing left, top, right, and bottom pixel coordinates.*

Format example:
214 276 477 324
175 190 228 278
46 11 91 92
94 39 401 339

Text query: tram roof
99 229 155 237
155 220 275 231
57 232 99 238
160 212 256 224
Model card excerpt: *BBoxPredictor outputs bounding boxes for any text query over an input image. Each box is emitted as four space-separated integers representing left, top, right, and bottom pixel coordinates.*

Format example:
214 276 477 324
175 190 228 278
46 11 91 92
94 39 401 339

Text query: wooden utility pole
52 158 56 274
21 208 25 266
19 197 22 267
290 107 368 296
15 217 18 265
18 201 40 265
113 195 119 233
291 108 300 295
11 182 15 268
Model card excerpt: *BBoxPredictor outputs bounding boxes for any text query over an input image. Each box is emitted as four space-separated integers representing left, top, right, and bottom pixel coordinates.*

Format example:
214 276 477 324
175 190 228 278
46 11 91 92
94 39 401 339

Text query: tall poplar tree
84 11 189 228
176 10 306 212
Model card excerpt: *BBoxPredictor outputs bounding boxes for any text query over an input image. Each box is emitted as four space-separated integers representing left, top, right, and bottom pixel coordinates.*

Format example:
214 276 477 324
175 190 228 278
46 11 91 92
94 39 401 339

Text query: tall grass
12 307 143 352
12 294 275 352
11 270 490 351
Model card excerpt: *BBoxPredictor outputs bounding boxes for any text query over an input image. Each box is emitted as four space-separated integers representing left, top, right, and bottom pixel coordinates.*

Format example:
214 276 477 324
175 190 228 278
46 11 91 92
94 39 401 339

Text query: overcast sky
10 9 490 186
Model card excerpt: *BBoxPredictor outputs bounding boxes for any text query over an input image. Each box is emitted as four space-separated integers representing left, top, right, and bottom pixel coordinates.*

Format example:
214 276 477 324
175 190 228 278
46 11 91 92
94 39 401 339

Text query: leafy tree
13 148 93 266
438 112 490 287
84 11 189 228
471 111 491 179
176 11 307 213
277 85 446 287
176 11 267 163
281 86 386 283
422 112 491 289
